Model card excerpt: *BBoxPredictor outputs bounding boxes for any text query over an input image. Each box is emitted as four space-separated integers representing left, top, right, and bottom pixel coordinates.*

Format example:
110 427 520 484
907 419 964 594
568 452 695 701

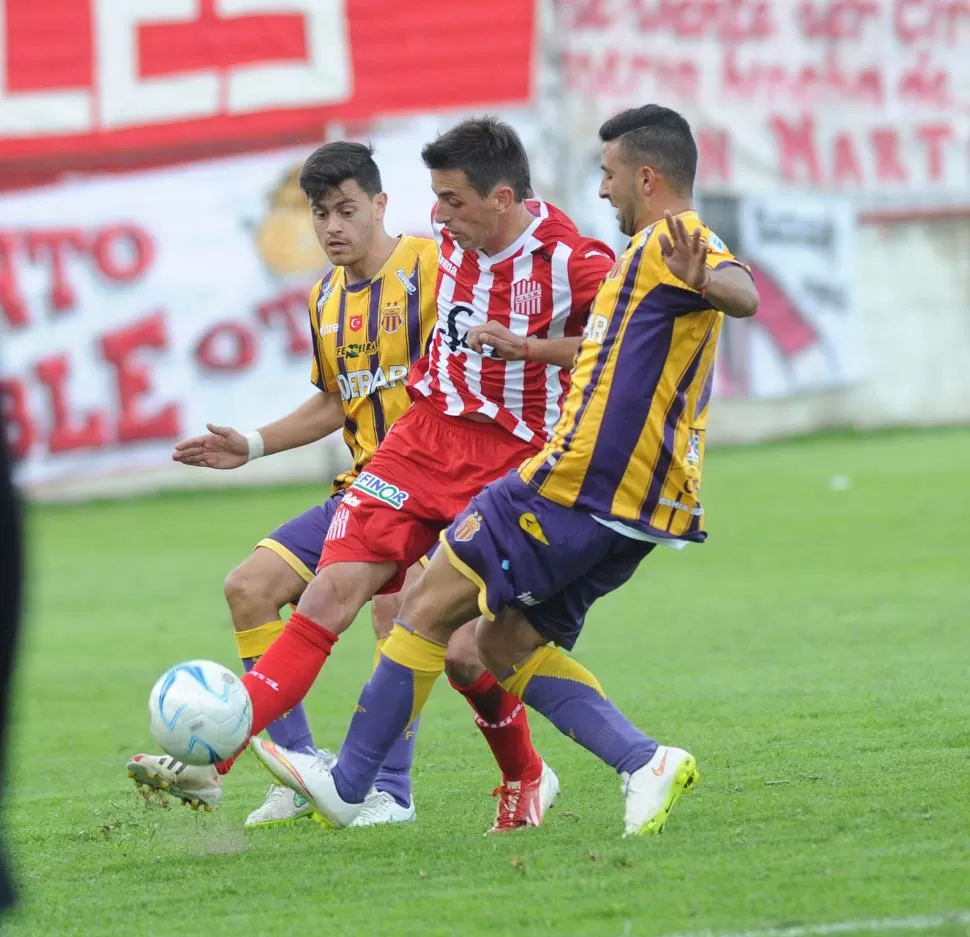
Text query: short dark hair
599 105 697 195
421 116 531 200
299 141 382 203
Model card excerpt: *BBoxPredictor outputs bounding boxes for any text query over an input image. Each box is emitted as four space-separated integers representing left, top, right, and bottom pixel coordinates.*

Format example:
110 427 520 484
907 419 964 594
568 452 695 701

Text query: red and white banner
0 0 536 177
560 0 970 193
0 139 444 487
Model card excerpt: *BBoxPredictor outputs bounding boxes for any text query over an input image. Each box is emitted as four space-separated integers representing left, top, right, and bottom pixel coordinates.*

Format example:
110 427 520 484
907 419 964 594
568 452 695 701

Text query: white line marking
654 912 970 937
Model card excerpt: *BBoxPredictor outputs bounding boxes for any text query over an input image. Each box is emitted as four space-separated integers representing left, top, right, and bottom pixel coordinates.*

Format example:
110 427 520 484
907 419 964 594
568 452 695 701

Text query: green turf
4 429 970 937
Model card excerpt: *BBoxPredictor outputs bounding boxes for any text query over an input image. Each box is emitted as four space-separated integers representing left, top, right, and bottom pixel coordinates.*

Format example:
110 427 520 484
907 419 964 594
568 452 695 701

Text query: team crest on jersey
349 314 363 331
511 278 543 317
380 301 404 334
453 512 482 542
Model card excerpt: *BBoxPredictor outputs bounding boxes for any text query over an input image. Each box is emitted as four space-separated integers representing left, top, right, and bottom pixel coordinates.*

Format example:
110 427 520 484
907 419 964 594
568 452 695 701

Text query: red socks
450 670 542 782
216 613 338 776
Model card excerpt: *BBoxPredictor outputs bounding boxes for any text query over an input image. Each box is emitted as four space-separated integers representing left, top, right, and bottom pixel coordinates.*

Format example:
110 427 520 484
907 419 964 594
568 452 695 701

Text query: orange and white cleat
488 760 559 833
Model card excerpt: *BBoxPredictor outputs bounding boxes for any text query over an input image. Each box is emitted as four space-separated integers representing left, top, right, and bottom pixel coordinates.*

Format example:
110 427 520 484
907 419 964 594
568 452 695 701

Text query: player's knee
444 623 485 686
473 618 510 676
223 564 263 620
297 568 368 635
371 592 400 640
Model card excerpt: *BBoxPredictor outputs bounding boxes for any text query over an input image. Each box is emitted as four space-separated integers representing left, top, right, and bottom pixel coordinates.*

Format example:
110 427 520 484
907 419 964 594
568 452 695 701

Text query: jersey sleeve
416 239 440 351
566 239 616 327
307 280 338 393
703 228 751 276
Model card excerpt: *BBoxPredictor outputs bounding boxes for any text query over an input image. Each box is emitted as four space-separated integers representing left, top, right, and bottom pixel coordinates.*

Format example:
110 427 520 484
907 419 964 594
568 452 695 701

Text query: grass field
3 429 970 937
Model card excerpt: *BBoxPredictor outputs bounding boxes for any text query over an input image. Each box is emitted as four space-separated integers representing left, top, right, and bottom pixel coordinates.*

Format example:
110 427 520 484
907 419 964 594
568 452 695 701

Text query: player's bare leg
476 610 697 837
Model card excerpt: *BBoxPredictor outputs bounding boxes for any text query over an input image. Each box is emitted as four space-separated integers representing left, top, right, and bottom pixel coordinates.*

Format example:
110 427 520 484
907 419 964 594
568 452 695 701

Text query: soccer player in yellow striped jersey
276 106 760 839
127 141 550 830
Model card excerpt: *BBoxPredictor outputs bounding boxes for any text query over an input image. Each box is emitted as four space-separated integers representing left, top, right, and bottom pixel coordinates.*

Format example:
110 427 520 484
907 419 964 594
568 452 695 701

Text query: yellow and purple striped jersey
309 235 438 493
519 211 745 543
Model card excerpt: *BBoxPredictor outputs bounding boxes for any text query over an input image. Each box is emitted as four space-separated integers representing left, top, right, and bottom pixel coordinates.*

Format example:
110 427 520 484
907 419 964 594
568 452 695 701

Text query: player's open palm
172 423 249 469
658 209 709 292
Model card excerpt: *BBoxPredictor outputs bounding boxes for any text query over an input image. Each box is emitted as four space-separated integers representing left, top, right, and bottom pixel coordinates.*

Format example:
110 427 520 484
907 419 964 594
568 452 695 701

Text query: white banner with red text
558 0 970 199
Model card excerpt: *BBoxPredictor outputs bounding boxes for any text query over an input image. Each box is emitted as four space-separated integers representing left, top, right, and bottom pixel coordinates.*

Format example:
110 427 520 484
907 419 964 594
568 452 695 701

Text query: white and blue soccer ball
148 660 252 766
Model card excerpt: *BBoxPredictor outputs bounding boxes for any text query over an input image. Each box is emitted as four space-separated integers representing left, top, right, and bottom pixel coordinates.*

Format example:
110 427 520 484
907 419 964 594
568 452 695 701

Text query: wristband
245 430 265 462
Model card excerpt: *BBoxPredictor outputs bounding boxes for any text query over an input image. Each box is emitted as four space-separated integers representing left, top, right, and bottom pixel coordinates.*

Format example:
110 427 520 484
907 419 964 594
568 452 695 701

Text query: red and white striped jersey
410 199 615 445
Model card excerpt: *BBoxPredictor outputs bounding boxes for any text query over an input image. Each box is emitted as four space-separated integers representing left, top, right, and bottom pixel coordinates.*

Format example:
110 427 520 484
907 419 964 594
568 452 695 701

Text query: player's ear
373 192 388 219
637 165 657 197
492 184 515 213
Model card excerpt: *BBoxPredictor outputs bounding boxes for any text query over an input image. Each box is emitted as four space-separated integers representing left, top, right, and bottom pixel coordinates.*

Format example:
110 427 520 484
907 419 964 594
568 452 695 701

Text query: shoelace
355 790 393 822
492 783 524 828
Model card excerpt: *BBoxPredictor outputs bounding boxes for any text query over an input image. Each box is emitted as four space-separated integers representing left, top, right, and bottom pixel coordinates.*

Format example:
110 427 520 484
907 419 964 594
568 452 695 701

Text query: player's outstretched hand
172 423 249 469
658 209 709 292
466 321 528 361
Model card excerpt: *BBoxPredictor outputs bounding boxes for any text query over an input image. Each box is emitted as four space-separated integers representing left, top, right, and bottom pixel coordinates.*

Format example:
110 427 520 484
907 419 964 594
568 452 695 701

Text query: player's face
598 140 641 237
430 169 501 251
310 180 383 266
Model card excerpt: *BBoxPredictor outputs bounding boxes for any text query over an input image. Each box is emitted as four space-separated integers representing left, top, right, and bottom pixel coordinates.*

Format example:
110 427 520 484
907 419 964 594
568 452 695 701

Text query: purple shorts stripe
261 494 343 580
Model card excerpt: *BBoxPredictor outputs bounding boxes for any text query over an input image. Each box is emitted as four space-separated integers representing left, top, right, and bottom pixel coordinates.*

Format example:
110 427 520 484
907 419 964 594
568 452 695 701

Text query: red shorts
317 398 539 593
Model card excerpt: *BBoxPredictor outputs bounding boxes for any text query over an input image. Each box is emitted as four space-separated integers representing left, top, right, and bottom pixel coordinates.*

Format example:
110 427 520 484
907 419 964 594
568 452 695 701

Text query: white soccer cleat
488 760 560 833
127 752 222 811
350 789 416 827
244 784 313 829
621 745 698 837
249 737 362 829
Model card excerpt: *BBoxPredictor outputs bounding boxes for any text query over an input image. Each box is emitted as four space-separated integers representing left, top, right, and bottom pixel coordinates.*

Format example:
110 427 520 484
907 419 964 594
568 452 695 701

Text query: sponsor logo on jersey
337 340 378 359
380 301 404 334
342 492 362 508
336 365 409 400
438 254 459 278
349 314 363 331
511 278 543 317
319 322 339 335
396 268 417 294
686 430 701 466
518 512 550 545
318 283 337 308
351 472 410 510
453 511 482 542
584 314 610 345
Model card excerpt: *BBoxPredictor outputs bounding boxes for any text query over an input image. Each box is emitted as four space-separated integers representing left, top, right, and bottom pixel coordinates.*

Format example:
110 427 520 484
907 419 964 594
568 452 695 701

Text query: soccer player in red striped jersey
251 105 761 836
225 117 617 832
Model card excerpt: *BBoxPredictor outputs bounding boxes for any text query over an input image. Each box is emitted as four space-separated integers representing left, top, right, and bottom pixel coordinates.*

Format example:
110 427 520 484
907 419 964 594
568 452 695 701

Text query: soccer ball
148 660 252 766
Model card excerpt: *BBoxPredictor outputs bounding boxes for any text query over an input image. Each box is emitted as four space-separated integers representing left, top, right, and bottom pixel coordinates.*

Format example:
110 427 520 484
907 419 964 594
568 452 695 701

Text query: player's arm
659 210 758 318
172 391 344 470
465 324 580 370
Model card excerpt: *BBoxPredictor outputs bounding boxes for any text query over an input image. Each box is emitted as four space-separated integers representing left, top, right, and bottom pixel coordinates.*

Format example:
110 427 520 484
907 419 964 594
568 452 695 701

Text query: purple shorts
257 493 344 583
443 472 653 650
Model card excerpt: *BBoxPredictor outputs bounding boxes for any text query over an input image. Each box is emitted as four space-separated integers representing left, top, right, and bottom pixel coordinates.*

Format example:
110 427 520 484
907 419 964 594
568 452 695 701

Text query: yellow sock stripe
234 619 286 660
255 538 314 584
373 637 388 673
500 646 606 701
382 623 446 725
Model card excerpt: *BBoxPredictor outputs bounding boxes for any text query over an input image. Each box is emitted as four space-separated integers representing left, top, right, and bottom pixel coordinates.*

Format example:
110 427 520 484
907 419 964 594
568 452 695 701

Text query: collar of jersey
340 235 408 292
475 207 546 268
